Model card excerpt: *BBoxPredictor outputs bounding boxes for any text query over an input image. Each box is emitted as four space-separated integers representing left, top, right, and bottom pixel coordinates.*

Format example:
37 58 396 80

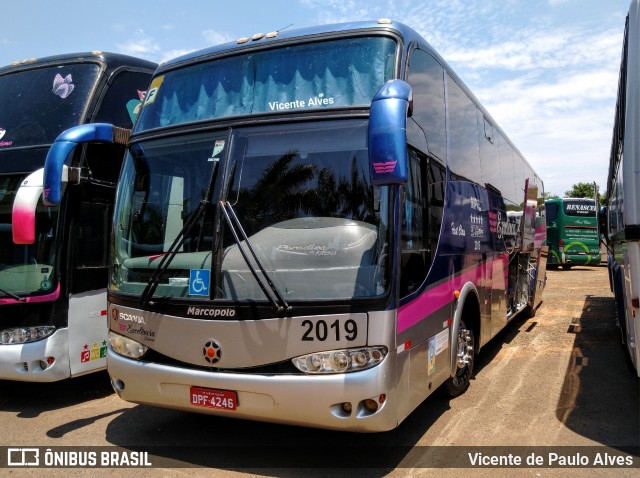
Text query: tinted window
93 71 152 128
0 63 100 147
136 37 397 131
479 112 501 191
401 149 429 297
546 203 558 221
407 49 446 160
496 132 517 205
447 76 480 183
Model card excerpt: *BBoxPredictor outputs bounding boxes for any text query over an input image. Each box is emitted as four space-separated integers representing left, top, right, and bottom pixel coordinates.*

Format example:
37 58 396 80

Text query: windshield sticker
52 73 74 99
143 76 164 107
189 269 210 296
126 90 148 123
268 93 335 112
209 139 225 161
0 128 10 147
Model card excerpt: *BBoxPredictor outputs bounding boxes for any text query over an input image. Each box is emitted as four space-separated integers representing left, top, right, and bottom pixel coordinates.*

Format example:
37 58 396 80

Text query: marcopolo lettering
187 306 236 317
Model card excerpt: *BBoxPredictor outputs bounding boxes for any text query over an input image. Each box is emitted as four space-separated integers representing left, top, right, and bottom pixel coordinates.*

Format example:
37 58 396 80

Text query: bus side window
406 49 446 161
446 75 481 184
546 202 558 222
70 201 110 294
400 149 430 298
428 159 445 256
479 113 502 193
92 71 152 128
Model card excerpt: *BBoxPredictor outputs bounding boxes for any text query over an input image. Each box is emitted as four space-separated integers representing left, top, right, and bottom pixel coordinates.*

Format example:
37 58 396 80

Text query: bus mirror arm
43 123 130 206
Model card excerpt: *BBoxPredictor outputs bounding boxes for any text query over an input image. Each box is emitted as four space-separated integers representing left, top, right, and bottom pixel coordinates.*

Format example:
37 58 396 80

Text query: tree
538 191 559 206
564 182 598 199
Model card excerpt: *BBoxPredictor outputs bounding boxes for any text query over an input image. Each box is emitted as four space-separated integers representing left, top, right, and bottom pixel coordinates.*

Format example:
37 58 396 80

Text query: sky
0 0 632 197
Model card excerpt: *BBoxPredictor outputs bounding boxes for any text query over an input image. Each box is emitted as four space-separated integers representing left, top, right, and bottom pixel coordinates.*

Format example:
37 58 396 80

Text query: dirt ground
0 262 638 477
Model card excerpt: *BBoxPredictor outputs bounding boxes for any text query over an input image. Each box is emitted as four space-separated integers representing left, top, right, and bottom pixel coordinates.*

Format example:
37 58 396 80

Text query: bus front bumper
0 328 71 382
107 350 399 432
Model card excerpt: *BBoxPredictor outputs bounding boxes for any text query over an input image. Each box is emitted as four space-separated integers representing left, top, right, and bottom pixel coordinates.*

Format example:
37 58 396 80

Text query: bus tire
562 264 572 270
443 320 474 398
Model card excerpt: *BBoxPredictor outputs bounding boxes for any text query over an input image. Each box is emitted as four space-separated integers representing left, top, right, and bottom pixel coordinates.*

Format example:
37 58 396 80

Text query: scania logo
203 340 222 364
111 308 118 321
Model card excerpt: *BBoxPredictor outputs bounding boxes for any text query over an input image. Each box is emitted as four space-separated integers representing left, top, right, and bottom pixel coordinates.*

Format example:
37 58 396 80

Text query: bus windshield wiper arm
219 200 291 313
140 200 209 306
140 156 221 307
0 287 25 302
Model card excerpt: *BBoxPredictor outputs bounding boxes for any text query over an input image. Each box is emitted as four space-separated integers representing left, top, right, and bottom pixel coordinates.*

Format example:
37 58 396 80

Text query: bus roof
0 51 157 76
160 19 423 70
545 197 596 202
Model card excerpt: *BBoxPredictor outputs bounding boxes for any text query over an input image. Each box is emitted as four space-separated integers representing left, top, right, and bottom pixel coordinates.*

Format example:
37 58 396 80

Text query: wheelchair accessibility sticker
189 269 210 296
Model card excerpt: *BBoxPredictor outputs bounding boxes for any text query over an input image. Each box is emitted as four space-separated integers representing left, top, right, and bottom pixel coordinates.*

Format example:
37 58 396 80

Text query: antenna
277 24 293 32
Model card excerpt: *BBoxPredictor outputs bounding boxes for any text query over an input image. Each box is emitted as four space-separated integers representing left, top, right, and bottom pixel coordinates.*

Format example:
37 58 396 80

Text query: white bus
605 0 640 376
39 21 545 430
2 52 155 381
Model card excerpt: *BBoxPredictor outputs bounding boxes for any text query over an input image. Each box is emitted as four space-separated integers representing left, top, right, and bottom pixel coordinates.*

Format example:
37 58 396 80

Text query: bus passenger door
67 201 110 376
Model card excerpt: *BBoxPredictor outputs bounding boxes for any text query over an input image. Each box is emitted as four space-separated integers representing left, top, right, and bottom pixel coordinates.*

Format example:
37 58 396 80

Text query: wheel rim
455 325 474 377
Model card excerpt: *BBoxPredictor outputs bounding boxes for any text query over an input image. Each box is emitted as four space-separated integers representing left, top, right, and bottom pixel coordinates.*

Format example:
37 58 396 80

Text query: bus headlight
292 346 387 374
108 331 148 359
0 326 56 344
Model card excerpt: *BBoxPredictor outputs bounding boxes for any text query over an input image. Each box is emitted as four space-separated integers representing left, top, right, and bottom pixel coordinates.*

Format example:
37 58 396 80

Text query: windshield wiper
140 153 221 307
0 287 25 302
140 199 210 306
219 200 291 313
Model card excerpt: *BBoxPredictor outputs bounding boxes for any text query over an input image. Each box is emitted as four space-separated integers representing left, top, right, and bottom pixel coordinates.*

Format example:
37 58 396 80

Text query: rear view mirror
368 80 412 186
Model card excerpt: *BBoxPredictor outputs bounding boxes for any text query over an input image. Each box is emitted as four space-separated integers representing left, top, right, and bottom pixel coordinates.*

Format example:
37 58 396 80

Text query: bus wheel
443 321 474 398
562 264 572 270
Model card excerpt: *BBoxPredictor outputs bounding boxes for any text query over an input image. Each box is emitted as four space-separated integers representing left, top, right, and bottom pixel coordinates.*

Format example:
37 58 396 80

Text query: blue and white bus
37 21 546 430
2 52 155 381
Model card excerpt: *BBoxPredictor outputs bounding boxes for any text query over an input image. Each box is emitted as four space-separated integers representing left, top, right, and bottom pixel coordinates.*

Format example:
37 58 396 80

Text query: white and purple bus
2 52 155 381
38 21 545 430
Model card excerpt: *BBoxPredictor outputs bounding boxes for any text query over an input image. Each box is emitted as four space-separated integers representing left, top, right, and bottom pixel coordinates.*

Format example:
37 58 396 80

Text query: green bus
545 198 601 269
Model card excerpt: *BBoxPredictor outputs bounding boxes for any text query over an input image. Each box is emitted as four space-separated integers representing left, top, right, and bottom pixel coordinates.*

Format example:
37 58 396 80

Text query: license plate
190 386 237 410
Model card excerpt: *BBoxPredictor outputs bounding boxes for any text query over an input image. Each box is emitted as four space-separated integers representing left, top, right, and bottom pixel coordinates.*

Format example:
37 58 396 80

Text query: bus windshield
111 119 390 302
0 174 58 297
135 37 396 132
0 63 100 148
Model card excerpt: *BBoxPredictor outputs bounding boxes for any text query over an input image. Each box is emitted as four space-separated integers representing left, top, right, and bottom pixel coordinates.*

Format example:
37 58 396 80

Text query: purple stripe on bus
397 256 509 333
